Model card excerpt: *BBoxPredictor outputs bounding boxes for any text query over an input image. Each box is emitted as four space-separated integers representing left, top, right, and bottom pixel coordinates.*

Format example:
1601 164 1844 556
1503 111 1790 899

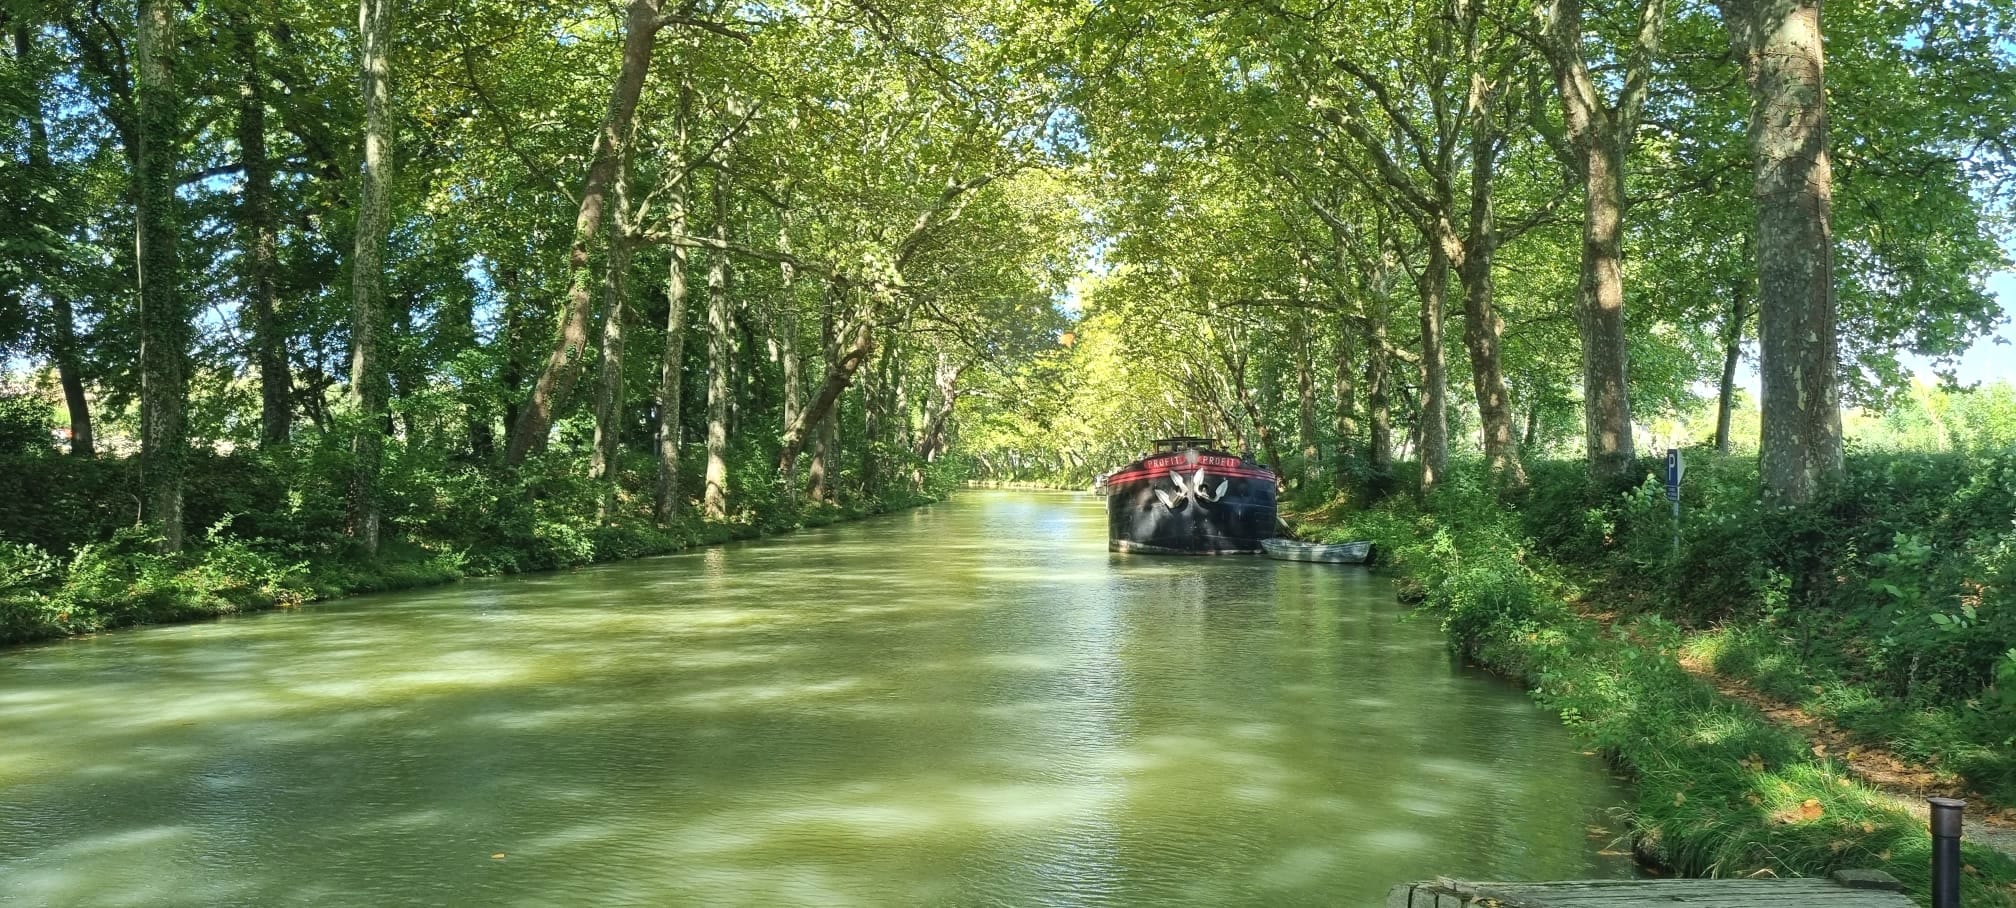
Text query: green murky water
0 492 1629 906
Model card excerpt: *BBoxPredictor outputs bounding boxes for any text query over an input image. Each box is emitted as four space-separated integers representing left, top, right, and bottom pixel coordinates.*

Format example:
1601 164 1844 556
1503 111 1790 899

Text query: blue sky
1913 271 2016 385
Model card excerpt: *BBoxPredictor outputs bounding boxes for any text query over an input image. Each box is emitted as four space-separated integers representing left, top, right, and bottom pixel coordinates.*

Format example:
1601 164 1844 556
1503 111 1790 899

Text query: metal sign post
1665 449 1684 557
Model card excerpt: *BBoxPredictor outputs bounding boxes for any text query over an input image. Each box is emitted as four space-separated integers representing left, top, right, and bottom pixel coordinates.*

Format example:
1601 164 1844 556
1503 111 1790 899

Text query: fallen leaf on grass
1799 799 1824 821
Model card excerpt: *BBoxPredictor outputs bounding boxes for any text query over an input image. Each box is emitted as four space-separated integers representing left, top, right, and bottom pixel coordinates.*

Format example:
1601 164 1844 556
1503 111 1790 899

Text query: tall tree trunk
441 291 491 458
505 0 663 465
347 0 393 555
1455 60 1526 490
1540 0 1661 484
1454 226 1524 488
499 264 528 434
1715 280 1751 454
1575 138 1636 482
589 128 637 513
1296 310 1321 490
1331 318 1357 487
651 86 692 524
776 209 805 500
860 339 894 499
1720 0 1841 502
1365 257 1394 476
51 296 93 457
1416 242 1450 496
701 167 734 520
651 243 692 522
136 0 187 549
780 289 877 483
806 290 840 503
914 353 964 466
17 24 94 456
235 16 289 450
588 235 633 514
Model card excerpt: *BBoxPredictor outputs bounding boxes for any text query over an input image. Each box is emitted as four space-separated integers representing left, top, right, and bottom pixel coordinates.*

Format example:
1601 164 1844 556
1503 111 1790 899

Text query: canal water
0 492 1630 906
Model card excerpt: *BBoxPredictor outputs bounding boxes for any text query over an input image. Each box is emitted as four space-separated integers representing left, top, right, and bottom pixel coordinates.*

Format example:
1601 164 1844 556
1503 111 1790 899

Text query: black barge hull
1105 449 1277 555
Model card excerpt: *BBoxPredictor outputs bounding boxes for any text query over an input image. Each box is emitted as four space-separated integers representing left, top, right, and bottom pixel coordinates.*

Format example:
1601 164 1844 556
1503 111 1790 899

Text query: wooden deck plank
1390 878 1917 907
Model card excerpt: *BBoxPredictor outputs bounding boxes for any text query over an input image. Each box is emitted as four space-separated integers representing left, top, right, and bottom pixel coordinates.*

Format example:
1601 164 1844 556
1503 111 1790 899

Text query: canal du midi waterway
0 491 1631 906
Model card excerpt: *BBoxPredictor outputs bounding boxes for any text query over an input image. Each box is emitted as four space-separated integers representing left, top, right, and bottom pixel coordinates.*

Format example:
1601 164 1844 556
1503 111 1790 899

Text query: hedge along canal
1299 495 2016 907
0 491 1632 906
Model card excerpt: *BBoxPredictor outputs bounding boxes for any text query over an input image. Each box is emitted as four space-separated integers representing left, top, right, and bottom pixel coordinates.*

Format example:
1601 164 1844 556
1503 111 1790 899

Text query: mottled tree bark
136 0 188 549
651 87 692 524
234 15 289 450
651 243 692 522
589 130 637 510
1454 52 1525 490
347 0 393 555
1330 317 1356 487
1454 219 1524 488
1296 309 1321 490
17 24 94 456
782 291 876 486
1416 243 1451 496
1539 0 1661 484
1719 0 1841 502
588 234 633 515
505 0 663 466
776 209 805 499
806 290 840 504
913 353 966 466
1364 252 1396 476
1574 138 1636 481
701 167 734 520
499 264 529 437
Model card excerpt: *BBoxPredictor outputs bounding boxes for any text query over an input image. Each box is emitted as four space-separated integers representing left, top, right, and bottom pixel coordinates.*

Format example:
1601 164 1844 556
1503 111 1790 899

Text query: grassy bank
1 441 951 648
1301 464 2016 906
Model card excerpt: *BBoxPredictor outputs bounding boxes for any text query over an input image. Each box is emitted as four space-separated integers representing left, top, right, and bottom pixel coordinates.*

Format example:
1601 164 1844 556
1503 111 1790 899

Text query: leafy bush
1296 459 2016 904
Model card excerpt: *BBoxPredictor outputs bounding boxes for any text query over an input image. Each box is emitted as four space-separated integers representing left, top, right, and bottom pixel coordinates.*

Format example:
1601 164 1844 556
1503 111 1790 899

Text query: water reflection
0 492 1628 906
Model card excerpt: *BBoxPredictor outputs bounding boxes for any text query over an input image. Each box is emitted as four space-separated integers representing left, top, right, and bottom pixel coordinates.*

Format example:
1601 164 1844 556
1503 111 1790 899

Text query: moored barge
1105 436 1278 555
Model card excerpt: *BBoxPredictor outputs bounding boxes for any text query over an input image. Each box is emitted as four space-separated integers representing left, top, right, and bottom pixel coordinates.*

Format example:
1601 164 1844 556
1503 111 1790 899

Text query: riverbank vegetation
1297 444 2016 903
1 0 1083 644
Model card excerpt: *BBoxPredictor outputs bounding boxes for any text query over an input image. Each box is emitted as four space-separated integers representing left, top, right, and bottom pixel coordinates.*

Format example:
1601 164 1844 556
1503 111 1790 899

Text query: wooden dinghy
1261 538 1375 564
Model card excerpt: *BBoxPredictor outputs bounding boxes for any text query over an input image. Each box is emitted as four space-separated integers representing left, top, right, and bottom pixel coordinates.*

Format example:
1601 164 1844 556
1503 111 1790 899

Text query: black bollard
1930 796 1964 908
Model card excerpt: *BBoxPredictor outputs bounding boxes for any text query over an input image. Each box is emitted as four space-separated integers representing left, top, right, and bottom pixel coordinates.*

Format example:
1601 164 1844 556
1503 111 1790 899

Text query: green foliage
0 434 950 646
1504 447 2016 802
0 393 55 455
1301 461 2016 904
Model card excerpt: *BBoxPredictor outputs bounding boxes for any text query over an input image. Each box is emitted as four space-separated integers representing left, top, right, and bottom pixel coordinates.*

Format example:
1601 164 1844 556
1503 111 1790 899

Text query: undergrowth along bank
1 444 951 648
1301 466 2016 907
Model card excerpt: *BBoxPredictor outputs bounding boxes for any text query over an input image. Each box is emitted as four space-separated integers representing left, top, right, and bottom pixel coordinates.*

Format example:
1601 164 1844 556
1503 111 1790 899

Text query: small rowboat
1261 538 1375 564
